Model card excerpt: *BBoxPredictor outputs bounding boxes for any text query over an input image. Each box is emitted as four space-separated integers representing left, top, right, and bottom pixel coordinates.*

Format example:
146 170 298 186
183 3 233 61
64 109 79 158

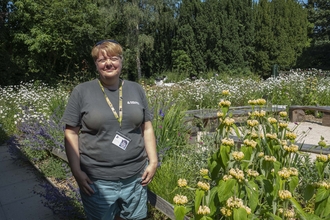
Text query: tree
254 0 309 76
308 0 330 44
173 0 203 76
174 0 255 76
217 0 254 71
297 0 330 69
0 0 25 85
254 0 276 76
144 0 178 77
121 0 156 80
10 0 101 83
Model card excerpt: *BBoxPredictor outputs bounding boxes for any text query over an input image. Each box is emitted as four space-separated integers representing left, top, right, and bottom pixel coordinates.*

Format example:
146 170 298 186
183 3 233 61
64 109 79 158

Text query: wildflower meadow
0 69 330 219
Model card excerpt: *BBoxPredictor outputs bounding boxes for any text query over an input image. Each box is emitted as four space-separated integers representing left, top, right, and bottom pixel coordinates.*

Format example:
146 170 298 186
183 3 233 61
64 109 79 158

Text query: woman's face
95 50 122 82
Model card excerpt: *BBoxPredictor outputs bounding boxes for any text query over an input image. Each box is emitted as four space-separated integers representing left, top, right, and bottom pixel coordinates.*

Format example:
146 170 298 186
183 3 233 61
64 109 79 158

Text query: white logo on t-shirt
127 101 140 105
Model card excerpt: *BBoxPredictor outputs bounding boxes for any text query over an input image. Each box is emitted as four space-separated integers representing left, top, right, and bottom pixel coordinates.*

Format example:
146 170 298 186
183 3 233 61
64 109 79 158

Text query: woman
61 39 158 220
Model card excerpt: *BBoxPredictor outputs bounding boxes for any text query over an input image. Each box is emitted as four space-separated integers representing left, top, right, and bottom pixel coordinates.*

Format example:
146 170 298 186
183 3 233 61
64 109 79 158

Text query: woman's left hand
141 163 157 186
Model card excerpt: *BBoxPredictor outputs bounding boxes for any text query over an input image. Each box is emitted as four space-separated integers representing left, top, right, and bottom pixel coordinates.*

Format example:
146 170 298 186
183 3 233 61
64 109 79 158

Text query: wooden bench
289 106 330 126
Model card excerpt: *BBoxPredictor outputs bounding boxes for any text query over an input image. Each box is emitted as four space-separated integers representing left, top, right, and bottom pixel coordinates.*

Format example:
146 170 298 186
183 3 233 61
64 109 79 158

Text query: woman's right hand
64 126 94 196
73 170 94 196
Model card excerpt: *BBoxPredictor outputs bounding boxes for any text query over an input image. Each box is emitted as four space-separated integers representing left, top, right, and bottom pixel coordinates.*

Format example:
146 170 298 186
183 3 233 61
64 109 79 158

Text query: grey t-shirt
61 79 152 180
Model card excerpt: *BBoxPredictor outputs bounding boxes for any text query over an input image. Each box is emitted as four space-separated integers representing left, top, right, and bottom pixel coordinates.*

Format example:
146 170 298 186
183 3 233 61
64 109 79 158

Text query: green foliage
0 126 8 145
297 44 330 70
21 143 50 161
0 102 18 138
171 50 194 78
10 0 100 83
172 95 330 219
146 205 172 220
39 156 69 179
253 0 309 76
306 0 330 47
149 152 193 203
3 0 324 85
149 92 189 152
58 65 97 92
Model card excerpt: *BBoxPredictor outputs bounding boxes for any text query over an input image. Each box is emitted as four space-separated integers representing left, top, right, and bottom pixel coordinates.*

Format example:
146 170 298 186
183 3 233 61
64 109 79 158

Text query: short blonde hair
91 40 123 62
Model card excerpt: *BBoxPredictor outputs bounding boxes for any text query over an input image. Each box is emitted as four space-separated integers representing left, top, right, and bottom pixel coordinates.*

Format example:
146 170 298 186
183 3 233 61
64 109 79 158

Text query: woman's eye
111 57 119 61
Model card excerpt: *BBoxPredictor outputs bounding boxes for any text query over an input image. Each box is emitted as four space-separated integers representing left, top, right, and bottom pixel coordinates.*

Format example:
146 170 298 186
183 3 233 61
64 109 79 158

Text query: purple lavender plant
16 105 65 160
34 181 85 219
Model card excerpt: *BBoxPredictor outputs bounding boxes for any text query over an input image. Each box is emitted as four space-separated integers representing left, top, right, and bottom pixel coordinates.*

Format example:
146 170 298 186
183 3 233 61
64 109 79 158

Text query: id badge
112 131 131 150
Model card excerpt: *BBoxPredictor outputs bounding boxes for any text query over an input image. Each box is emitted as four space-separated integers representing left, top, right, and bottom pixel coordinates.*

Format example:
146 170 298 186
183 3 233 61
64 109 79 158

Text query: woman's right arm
64 125 94 196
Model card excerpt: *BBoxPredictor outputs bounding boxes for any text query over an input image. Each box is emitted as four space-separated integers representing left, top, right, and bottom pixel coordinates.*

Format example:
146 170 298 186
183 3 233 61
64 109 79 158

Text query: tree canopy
0 0 328 85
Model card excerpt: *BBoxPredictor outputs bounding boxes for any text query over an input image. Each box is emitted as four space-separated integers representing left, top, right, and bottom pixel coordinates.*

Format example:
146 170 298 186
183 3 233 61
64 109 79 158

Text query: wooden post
322 112 330 126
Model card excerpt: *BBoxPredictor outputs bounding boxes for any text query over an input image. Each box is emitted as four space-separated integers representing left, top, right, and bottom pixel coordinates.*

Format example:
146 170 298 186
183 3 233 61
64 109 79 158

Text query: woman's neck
99 78 122 90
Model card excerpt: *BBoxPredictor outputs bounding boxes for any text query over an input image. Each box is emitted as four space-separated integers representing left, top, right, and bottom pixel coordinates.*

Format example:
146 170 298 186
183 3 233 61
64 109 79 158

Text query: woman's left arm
141 121 158 186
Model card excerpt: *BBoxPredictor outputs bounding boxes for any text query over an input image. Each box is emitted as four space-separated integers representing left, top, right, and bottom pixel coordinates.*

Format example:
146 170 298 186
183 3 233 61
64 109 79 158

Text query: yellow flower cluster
223 174 233 181
197 205 211 215
266 133 277 140
229 168 245 182
178 178 188 187
220 207 232 217
219 100 231 107
243 139 257 148
217 111 224 118
316 154 328 162
226 196 243 208
223 118 235 126
247 119 259 127
197 181 210 191
278 167 298 179
248 98 266 106
289 167 298 176
232 151 244 161
173 194 188 205
247 169 259 177
257 152 265 158
249 110 266 118
279 111 288 117
220 197 251 216
285 132 297 140
278 190 292 200
268 117 277 124
278 168 291 179
222 90 230 96
250 132 259 139
200 168 209 176
264 155 277 162
279 122 289 128
283 144 299 153
278 208 295 218
221 138 235 147
314 181 330 189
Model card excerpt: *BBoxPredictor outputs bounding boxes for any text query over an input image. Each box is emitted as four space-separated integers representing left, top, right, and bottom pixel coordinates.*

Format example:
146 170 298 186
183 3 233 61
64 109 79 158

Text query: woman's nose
105 59 112 65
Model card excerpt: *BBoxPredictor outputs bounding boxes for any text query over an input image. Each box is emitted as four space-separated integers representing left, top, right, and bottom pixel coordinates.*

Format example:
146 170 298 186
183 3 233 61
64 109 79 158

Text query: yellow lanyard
98 80 123 127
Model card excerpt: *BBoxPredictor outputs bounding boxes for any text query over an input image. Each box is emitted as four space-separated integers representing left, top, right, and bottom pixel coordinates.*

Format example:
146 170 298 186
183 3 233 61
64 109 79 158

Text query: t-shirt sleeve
61 87 82 127
138 84 153 122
